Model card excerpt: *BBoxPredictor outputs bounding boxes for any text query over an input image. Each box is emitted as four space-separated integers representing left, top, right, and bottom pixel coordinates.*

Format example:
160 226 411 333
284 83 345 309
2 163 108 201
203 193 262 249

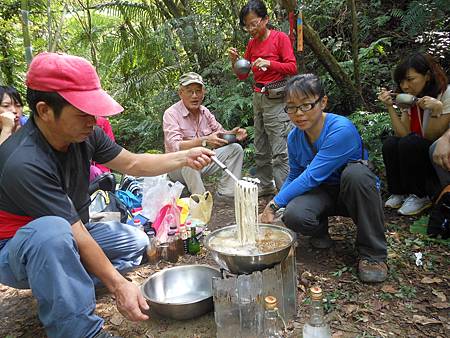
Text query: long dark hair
239 0 268 27
394 52 448 98
285 74 326 100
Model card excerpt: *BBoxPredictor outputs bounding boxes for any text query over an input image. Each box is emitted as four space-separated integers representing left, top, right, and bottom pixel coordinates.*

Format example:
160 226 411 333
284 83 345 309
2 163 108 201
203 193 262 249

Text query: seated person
379 52 450 215
0 85 25 145
163 72 247 200
431 128 450 187
0 52 214 338
90 116 116 182
260 74 387 283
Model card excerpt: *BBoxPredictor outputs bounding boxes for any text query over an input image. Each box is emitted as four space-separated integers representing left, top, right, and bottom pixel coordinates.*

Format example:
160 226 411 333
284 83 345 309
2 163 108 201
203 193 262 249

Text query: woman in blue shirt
260 74 388 283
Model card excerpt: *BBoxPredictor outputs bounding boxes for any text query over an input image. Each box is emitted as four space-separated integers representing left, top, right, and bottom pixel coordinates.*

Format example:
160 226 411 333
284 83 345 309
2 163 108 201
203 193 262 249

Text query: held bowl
141 264 221 320
233 58 251 75
395 93 417 108
203 224 297 275
218 133 237 144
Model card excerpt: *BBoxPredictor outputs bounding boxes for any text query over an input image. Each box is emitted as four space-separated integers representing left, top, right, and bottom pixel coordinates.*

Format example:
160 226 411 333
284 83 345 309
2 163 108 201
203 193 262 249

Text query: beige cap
179 72 204 87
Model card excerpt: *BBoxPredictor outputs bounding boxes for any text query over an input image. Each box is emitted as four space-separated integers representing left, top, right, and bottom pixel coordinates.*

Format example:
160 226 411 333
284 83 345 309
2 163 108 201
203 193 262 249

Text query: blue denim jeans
0 216 149 338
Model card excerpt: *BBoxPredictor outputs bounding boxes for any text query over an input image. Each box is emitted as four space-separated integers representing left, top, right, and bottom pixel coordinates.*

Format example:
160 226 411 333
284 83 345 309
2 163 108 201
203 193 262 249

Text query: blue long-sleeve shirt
274 113 364 207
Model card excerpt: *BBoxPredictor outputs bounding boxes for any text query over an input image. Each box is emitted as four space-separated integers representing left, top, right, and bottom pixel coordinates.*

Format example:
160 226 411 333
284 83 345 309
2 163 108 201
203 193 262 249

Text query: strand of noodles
234 179 258 245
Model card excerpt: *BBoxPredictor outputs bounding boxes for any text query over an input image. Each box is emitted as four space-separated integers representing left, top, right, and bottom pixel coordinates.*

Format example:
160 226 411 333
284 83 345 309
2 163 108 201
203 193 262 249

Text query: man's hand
231 127 248 141
114 280 150 321
0 111 16 131
206 132 229 148
186 147 214 170
259 200 276 224
433 133 450 171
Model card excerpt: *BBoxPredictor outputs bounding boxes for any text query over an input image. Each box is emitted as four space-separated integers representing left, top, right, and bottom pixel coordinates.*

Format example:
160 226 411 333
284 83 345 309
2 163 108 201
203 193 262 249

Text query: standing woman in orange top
229 0 297 196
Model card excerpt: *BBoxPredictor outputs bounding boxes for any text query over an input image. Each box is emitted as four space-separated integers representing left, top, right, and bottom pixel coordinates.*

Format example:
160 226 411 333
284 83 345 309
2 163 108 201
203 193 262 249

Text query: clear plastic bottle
303 286 331 338
263 295 284 338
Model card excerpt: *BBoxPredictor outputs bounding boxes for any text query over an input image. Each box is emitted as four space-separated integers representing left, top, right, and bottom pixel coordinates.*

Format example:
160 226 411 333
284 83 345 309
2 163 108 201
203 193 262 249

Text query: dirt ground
1 195 449 338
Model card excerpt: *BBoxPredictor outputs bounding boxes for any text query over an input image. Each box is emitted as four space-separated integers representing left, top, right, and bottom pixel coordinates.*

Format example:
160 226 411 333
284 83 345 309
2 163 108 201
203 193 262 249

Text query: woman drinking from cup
378 52 450 215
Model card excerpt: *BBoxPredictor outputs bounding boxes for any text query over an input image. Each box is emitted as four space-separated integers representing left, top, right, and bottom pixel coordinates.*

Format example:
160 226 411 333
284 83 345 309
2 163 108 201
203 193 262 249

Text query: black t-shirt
0 117 122 225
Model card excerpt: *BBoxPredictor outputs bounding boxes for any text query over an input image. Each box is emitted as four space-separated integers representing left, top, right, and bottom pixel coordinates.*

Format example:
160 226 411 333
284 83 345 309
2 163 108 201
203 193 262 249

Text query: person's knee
19 216 74 254
283 205 320 236
341 163 370 188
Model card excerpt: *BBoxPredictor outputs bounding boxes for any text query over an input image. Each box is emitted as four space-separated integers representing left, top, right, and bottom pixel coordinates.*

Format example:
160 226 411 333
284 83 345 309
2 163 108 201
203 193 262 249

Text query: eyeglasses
284 97 322 114
243 18 262 32
182 89 204 97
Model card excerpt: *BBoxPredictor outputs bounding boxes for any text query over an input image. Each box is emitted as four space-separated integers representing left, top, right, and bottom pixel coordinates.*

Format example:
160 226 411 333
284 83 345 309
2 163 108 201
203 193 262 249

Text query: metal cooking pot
203 224 296 274
141 264 221 320
234 58 251 75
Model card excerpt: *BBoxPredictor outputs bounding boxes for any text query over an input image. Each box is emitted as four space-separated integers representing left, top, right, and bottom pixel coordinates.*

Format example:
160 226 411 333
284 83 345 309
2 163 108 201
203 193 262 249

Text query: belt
254 83 265 89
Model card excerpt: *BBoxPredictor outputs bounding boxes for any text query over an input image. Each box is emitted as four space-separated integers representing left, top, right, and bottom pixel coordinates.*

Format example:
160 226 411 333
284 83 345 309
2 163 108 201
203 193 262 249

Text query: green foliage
348 111 391 175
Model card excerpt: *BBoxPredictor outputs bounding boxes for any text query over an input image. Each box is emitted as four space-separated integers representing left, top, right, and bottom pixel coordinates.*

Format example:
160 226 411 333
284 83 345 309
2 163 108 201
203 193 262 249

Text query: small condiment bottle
146 234 159 264
188 226 200 255
179 223 188 254
133 218 144 231
167 231 179 263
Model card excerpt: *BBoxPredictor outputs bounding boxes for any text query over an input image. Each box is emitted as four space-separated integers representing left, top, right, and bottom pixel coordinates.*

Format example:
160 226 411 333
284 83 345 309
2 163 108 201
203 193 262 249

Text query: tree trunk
20 0 33 66
348 0 361 93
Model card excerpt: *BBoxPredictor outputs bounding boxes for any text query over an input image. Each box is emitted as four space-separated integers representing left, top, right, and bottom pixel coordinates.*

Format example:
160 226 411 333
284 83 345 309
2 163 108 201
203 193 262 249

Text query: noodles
234 179 259 246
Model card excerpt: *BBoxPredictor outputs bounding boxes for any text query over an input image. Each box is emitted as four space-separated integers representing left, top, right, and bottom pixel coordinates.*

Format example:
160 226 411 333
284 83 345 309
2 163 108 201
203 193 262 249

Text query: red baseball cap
26 52 123 117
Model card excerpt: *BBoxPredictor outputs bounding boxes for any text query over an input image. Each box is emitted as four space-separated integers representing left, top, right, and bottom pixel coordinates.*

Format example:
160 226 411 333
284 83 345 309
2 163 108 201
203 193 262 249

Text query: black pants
382 134 438 197
282 162 387 261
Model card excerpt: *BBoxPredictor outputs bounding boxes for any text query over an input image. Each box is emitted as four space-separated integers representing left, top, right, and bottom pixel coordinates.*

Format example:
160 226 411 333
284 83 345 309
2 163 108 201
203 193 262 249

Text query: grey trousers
429 140 450 188
253 92 291 190
282 162 387 261
168 143 244 196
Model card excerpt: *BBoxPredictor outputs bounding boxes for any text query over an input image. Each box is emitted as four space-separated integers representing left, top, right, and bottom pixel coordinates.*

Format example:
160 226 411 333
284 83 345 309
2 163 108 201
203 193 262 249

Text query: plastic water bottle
133 218 144 231
303 286 331 338
263 296 284 338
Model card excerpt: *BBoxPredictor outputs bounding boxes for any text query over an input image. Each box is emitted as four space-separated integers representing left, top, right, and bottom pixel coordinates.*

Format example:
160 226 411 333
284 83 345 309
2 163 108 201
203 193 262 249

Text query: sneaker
358 259 388 283
384 194 406 209
258 185 276 197
93 329 122 338
310 233 333 249
398 194 432 215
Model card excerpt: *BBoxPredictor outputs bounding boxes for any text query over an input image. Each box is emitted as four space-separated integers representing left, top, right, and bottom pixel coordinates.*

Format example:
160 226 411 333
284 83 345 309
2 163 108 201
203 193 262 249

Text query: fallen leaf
343 304 358 315
381 284 396 293
109 313 124 326
332 331 345 338
432 289 447 302
421 276 443 284
412 315 441 325
431 302 450 309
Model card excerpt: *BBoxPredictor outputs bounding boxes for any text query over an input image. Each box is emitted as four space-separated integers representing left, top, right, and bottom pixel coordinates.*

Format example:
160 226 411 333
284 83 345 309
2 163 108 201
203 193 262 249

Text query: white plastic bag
141 175 184 222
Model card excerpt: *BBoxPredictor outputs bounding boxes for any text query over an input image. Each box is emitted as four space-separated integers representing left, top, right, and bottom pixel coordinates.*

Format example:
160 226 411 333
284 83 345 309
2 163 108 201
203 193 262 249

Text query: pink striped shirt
163 100 225 152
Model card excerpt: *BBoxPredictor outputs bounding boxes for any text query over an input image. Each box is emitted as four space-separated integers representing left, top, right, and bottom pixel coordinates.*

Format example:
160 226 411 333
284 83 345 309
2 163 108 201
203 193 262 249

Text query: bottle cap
310 286 323 300
264 295 278 310
133 219 141 225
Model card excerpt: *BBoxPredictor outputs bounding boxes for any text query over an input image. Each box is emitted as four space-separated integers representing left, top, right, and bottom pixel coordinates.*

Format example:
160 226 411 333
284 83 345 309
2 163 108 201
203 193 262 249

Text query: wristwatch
269 200 280 213
201 139 207 147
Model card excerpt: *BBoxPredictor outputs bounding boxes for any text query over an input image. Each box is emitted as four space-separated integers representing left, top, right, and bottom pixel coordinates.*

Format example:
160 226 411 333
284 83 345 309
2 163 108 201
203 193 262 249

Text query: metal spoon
211 156 239 183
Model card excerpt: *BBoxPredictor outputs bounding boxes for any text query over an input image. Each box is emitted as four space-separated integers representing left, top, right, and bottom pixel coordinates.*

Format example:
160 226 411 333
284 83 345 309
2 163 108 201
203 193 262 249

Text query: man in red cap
0 52 214 338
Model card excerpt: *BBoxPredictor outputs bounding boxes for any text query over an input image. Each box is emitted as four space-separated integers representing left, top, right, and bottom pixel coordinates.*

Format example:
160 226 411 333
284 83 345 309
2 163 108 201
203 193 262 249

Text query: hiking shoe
398 194 432 215
93 329 122 338
384 194 406 209
310 233 333 249
358 259 388 283
258 185 276 197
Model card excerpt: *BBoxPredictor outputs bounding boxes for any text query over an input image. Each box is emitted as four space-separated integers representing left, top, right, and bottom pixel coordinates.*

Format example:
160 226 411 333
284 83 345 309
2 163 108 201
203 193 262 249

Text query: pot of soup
203 224 296 274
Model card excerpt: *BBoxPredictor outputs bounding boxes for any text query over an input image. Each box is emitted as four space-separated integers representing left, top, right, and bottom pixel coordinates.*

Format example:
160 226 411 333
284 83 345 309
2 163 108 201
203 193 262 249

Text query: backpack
89 190 130 224
427 185 450 239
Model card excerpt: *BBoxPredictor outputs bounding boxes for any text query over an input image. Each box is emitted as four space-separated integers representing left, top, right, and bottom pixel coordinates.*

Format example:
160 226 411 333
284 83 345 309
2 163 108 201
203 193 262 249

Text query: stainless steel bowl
141 265 221 320
203 224 296 274
396 93 417 108
234 58 251 75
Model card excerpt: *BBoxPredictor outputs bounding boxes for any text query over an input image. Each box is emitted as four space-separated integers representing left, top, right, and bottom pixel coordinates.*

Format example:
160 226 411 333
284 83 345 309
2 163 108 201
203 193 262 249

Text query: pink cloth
238 30 297 92
90 117 116 181
163 100 225 152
